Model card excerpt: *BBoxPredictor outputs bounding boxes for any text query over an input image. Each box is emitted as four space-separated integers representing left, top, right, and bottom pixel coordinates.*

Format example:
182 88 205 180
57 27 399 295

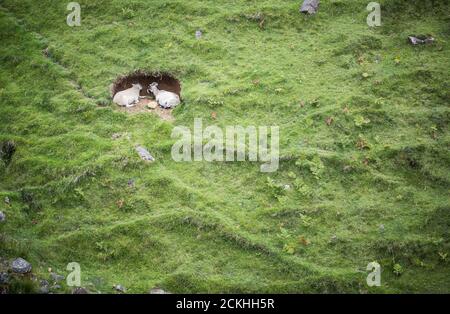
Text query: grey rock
195 30 202 39
0 272 9 284
39 286 50 294
72 287 89 294
40 279 49 287
0 211 5 222
135 146 155 162
113 284 126 293
408 35 435 45
50 272 65 283
300 0 320 15
11 258 32 274
149 287 170 294
379 224 385 232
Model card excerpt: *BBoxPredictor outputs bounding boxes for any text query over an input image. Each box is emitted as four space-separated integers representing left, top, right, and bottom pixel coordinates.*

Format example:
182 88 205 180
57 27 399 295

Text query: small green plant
121 7 136 19
393 263 403 276
196 97 225 107
276 226 291 241
282 242 296 255
294 179 314 197
354 115 371 127
295 154 324 180
299 213 313 227
266 177 285 199
6 277 38 294
74 187 86 199
277 226 298 254
95 241 117 261
374 98 386 106
438 252 448 262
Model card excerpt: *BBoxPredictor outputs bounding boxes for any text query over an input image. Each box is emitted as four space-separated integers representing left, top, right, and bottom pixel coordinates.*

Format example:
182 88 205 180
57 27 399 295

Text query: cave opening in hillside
110 70 181 120
111 70 181 98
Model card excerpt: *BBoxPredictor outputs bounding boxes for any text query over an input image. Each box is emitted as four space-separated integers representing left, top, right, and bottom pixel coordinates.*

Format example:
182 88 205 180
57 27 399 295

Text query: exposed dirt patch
116 97 174 122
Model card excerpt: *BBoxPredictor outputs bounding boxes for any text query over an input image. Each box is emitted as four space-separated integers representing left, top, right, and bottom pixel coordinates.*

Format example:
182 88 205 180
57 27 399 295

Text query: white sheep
147 82 180 109
113 83 142 107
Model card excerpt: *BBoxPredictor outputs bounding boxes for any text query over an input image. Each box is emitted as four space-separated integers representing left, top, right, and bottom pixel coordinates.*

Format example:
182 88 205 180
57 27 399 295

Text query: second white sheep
147 82 180 109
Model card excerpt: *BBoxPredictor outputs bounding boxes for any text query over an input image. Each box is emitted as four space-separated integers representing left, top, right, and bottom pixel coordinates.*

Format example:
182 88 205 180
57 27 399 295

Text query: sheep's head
147 82 159 94
132 83 143 90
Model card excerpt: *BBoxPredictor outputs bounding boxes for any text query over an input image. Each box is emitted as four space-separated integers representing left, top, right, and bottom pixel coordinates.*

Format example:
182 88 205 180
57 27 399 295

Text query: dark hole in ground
110 70 181 98
0 140 16 166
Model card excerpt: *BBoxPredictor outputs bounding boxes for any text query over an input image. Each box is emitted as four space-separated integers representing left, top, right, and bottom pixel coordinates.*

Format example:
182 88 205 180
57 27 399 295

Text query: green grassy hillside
0 0 449 293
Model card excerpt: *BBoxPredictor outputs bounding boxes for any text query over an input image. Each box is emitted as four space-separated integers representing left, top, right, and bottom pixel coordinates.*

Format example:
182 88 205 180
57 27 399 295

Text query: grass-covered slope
0 0 449 293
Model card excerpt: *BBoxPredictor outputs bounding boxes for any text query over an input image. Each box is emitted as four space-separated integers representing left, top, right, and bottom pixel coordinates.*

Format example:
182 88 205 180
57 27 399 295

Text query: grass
0 0 449 293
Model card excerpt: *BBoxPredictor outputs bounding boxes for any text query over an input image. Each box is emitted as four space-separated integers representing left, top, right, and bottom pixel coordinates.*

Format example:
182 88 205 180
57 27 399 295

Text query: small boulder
72 287 89 294
11 258 32 274
40 279 49 287
0 211 5 222
408 35 435 46
149 287 170 294
135 146 155 162
113 284 126 293
50 272 65 283
0 272 9 284
300 0 320 15
39 281 50 294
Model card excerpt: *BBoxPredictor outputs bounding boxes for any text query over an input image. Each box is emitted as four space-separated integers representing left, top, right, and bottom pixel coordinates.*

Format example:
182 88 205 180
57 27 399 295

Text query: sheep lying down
147 82 180 109
113 83 142 107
